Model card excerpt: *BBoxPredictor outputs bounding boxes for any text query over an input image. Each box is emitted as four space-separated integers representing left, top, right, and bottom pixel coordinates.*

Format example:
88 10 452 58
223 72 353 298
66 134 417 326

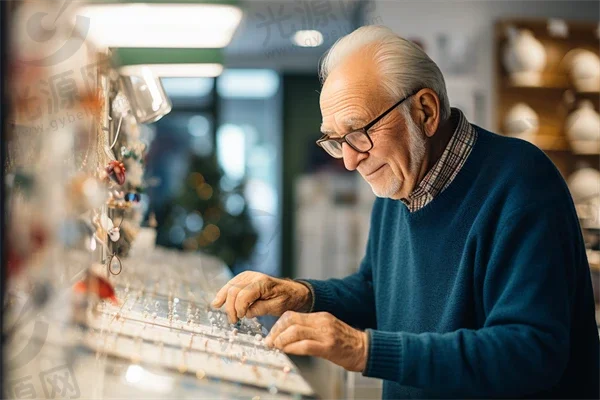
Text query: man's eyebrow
320 124 336 135
320 118 366 136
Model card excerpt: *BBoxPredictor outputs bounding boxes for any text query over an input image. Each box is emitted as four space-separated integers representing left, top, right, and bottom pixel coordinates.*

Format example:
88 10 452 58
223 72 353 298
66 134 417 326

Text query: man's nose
342 143 368 171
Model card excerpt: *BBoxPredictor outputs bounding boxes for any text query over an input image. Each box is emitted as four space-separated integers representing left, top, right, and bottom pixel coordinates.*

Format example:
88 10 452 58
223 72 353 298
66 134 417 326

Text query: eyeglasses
316 92 416 159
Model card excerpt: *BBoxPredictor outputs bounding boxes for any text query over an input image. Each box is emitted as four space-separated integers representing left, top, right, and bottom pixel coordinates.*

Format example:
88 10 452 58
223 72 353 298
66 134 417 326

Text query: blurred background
3 1 599 399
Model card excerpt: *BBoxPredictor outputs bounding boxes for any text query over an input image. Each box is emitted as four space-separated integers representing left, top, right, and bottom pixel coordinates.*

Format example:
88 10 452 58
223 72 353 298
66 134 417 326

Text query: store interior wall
358 1 599 129
274 0 600 279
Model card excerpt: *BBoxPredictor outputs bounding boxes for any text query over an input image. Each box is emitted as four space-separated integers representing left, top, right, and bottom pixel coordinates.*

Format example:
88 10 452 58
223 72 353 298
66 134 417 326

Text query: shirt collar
401 108 477 212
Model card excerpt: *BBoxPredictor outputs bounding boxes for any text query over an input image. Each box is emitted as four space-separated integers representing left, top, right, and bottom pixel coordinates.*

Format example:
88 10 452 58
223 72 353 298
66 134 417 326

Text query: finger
212 271 255 308
281 340 326 357
266 311 297 344
271 324 316 349
211 277 241 308
234 281 262 319
224 284 246 324
266 311 313 346
246 299 275 318
211 284 229 308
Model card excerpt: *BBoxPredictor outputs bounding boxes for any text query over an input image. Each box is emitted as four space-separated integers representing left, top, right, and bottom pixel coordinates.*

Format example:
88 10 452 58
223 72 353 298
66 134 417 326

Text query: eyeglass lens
321 131 372 158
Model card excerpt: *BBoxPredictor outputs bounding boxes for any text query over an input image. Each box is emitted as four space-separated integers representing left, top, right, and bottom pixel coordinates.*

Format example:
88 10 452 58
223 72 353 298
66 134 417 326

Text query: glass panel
218 70 282 277
146 112 214 210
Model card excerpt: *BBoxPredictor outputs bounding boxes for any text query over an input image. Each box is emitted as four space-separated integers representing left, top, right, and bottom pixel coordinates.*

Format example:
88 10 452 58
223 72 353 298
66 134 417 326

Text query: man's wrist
292 280 314 313
359 330 370 373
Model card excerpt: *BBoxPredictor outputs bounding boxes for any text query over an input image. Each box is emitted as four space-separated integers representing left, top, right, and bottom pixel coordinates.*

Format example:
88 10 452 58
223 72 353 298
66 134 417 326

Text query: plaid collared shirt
401 108 477 212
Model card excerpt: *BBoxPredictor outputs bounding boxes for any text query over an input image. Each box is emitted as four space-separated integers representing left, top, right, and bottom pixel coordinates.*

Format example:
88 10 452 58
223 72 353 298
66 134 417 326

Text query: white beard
369 172 401 198
368 111 426 199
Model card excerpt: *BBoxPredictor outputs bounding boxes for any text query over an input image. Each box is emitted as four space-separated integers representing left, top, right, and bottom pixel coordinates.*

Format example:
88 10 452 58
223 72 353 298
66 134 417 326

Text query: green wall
281 74 323 278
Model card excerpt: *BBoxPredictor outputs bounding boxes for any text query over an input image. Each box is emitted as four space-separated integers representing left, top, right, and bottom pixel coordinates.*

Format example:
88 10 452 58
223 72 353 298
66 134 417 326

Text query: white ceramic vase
565 49 600 92
566 101 600 154
504 102 539 139
503 28 547 86
568 167 600 201
568 167 600 228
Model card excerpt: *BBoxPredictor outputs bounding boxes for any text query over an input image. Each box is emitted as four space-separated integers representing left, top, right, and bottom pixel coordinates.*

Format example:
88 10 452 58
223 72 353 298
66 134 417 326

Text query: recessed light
292 30 324 48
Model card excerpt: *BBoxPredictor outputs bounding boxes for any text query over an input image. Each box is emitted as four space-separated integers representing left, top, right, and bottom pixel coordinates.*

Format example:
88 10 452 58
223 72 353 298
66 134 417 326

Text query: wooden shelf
502 77 569 91
502 133 600 157
496 19 600 42
501 77 600 95
535 136 570 151
575 91 600 103
502 133 570 151
496 19 599 179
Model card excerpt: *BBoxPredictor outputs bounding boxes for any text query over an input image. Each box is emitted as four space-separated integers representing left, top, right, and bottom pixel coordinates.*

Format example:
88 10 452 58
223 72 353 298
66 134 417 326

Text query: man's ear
412 88 440 137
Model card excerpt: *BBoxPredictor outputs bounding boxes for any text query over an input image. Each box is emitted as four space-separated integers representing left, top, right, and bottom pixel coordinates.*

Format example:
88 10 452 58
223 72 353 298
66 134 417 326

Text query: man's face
319 48 426 200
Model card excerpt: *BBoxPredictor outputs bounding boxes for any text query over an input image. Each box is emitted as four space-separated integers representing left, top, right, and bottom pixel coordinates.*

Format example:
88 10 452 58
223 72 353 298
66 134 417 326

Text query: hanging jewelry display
5 2 314 396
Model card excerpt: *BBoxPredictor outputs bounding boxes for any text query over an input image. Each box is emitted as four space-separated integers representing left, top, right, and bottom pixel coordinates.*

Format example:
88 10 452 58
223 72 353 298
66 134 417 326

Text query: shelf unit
495 19 600 178
496 19 600 314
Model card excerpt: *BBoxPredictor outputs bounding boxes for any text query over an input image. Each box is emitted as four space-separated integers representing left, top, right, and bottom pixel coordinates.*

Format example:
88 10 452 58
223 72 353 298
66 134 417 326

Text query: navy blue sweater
303 127 599 399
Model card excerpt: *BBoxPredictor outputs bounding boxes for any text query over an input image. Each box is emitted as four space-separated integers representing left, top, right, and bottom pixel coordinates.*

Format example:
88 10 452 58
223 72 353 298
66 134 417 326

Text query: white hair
319 25 451 122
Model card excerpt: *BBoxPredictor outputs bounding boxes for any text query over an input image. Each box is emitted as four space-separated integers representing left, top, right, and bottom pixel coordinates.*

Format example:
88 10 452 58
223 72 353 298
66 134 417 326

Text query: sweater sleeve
299 254 376 330
363 203 578 397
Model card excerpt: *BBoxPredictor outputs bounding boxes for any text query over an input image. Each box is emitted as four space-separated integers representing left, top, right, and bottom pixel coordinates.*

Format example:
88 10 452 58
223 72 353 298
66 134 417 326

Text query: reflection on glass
125 365 143 383
123 364 174 393
245 179 277 215
185 213 204 232
121 68 172 124
217 124 246 181
225 193 245 216
188 115 210 137
161 78 214 98
217 69 279 99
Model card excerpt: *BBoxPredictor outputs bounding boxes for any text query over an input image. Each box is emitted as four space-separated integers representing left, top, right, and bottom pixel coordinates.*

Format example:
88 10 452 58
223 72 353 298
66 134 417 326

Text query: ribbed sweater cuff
295 279 341 314
363 329 404 382
293 279 316 312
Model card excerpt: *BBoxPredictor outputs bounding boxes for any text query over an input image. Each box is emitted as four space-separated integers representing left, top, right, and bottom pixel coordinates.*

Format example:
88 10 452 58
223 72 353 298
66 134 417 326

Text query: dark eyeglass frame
316 91 418 159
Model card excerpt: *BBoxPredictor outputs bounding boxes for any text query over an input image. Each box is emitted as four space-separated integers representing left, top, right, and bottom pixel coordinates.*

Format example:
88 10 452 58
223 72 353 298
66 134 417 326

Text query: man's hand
211 271 312 324
265 311 369 372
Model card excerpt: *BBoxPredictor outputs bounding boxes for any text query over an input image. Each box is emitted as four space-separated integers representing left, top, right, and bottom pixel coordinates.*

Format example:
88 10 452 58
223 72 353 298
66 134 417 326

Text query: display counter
5 247 315 399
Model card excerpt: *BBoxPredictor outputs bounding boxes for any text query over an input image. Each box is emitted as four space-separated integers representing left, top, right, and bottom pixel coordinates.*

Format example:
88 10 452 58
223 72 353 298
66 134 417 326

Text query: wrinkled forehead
319 66 388 133
319 46 388 123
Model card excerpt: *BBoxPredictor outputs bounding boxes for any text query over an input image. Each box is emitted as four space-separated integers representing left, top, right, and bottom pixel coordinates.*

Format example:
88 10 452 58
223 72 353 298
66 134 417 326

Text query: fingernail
264 336 272 347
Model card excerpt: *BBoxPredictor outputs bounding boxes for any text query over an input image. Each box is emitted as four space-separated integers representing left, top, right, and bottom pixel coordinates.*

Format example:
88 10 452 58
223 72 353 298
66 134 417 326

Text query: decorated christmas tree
155 153 258 270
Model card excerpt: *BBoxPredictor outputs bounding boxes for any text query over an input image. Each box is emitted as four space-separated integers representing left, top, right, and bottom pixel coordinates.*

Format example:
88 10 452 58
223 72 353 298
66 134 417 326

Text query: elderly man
212 26 599 398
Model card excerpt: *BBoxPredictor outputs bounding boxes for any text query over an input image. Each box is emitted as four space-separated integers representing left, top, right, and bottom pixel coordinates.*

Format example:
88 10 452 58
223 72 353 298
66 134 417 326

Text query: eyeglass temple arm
363 92 416 131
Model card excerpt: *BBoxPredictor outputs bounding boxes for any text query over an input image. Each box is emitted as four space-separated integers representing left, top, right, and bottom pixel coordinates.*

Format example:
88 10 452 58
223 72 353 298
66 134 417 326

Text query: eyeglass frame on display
315 90 419 159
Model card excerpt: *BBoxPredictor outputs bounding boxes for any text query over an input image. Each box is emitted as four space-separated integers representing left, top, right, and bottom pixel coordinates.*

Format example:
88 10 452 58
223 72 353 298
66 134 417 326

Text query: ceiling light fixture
292 30 324 48
76 2 242 48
